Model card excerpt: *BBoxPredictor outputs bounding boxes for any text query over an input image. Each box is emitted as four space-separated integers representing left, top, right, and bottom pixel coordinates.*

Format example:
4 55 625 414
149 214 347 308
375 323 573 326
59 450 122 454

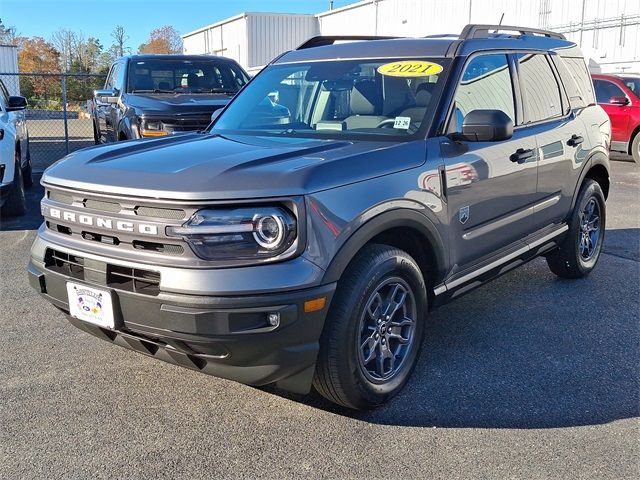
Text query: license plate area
66 282 115 329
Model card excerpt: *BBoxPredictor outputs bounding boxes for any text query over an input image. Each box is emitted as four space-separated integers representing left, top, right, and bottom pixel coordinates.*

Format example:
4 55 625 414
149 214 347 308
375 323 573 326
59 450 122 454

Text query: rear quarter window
557 56 595 106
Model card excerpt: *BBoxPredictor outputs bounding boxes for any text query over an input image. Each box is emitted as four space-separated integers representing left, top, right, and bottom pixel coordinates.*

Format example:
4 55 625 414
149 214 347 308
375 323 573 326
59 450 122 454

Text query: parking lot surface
0 161 638 479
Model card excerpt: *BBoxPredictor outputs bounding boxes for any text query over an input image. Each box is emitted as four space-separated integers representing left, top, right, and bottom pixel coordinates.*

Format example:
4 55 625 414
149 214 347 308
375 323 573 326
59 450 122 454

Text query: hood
124 93 231 116
42 133 427 200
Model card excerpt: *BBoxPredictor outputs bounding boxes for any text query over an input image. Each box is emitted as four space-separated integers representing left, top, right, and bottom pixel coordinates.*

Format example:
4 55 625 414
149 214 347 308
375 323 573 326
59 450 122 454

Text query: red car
592 73 640 162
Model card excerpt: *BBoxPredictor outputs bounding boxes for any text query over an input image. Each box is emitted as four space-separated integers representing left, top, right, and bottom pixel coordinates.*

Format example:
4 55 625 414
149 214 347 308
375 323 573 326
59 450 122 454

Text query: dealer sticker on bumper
66 282 114 329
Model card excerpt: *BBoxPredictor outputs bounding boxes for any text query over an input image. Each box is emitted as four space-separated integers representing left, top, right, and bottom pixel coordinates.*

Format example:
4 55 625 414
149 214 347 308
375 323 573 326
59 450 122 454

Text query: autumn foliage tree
17 37 61 102
138 26 183 54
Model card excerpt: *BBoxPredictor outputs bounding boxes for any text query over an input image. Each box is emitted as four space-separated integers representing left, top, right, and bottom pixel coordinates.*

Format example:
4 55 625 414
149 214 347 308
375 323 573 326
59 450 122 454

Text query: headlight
141 120 168 137
167 207 297 261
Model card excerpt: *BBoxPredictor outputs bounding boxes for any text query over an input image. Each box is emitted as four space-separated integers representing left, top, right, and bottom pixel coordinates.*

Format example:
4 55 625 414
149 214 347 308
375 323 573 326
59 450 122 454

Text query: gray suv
29 25 611 409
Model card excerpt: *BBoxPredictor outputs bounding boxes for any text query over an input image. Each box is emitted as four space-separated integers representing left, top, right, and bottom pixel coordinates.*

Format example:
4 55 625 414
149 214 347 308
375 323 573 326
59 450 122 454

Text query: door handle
567 134 584 147
510 148 534 164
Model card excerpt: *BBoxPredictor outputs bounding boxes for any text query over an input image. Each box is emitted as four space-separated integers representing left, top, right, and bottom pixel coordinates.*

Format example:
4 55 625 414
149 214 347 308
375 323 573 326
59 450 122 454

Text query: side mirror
94 88 119 105
609 95 629 106
6 96 27 111
461 109 513 142
210 108 222 123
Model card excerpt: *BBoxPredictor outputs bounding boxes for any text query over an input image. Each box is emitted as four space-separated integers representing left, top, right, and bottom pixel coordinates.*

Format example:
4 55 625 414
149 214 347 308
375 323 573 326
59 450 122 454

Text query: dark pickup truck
92 54 249 143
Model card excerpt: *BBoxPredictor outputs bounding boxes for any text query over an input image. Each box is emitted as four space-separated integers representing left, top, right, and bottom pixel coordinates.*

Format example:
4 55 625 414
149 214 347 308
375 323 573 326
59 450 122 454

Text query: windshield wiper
191 88 237 95
131 89 174 94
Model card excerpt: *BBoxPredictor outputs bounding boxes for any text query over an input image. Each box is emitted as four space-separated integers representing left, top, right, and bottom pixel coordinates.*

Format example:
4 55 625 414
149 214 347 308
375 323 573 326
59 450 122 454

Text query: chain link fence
0 72 107 172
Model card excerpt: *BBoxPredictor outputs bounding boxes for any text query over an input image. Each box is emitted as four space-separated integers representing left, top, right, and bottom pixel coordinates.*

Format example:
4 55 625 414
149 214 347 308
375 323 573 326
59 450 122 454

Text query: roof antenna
494 13 504 33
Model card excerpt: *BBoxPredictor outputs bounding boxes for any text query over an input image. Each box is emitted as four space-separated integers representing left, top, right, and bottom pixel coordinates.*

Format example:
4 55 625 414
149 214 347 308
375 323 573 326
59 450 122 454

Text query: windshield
620 77 640 98
127 59 248 94
212 58 449 139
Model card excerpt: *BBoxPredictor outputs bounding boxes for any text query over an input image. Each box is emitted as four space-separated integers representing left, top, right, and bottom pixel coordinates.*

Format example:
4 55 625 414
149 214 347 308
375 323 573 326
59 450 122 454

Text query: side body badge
459 206 470 224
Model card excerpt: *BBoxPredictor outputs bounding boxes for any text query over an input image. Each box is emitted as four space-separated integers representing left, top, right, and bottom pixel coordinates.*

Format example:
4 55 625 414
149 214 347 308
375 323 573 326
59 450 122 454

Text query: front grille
106 264 161 296
44 248 161 296
135 206 186 220
48 190 73 205
84 198 121 213
44 249 87 280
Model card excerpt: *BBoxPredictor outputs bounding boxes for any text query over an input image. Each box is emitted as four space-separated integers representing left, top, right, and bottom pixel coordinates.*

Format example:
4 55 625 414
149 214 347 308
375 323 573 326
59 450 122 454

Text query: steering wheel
376 118 419 134
376 118 397 128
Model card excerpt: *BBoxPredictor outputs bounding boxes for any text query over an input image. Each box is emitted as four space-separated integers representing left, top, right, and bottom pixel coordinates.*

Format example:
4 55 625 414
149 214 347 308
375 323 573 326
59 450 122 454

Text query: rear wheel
1 152 27 217
631 132 639 163
546 179 605 278
313 244 427 409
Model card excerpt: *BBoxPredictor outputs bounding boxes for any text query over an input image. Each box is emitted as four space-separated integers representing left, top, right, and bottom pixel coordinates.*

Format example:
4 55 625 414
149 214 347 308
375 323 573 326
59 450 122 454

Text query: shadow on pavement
0 173 44 232
274 229 640 429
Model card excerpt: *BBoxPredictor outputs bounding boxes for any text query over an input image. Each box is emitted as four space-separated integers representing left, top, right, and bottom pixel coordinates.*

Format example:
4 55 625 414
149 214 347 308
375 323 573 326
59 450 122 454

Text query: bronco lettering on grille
46 207 159 235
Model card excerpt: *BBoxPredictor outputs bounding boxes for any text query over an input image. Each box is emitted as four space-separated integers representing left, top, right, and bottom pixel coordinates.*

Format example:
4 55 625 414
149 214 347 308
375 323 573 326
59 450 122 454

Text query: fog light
268 313 280 327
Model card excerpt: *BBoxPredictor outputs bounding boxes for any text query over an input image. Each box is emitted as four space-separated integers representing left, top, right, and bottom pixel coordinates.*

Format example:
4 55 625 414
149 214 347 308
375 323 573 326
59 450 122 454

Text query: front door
442 53 538 274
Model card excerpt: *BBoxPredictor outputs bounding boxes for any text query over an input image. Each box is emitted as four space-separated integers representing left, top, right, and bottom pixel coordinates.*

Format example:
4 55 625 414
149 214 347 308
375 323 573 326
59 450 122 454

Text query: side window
593 79 625 104
106 63 123 91
559 56 595 105
112 62 126 92
0 80 8 110
518 53 565 123
452 53 515 132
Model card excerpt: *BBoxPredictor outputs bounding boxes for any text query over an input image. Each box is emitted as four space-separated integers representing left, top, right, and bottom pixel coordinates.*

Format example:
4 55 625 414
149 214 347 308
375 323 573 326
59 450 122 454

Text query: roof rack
459 24 566 40
296 35 398 50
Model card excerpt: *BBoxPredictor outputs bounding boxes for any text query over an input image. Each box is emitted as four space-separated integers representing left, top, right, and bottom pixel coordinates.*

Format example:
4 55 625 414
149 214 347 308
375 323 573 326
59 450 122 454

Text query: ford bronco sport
29 25 611 409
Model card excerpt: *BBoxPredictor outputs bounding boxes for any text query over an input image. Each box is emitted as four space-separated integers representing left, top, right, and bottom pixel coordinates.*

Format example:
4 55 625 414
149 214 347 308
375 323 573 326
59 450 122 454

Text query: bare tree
51 29 76 72
0 18 18 45
111 25 129 58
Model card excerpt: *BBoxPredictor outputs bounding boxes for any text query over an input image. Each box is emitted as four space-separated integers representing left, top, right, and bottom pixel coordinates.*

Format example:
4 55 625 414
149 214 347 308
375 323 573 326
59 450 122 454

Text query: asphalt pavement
0 161 638 479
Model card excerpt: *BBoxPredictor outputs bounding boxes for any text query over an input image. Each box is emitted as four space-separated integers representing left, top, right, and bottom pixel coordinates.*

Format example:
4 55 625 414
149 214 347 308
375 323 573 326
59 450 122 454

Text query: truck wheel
632 133 639 163
1 154 27 217
313 244 427 409
546 179 605 278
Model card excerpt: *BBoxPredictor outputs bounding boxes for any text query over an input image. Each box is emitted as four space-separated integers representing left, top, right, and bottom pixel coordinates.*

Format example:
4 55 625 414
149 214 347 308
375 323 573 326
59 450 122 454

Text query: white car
0 79 32 217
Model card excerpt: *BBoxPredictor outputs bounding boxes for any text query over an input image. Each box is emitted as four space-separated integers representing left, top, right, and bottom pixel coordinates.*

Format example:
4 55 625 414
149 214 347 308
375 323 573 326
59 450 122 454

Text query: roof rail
296 35 398 50
459 24 566 40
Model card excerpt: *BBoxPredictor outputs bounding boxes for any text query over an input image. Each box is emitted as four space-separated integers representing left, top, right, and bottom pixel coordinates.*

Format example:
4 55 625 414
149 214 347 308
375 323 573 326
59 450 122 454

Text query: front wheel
313 244 427 409
631 132 639 163
1 154 27 217
546 179 605 278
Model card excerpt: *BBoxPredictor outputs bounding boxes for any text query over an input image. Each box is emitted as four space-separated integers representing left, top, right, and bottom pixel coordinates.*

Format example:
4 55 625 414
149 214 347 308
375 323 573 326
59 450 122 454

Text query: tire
631 132 639 163
546 179 605 278
22 143 33 189
313 244 427 409
1 154 27 217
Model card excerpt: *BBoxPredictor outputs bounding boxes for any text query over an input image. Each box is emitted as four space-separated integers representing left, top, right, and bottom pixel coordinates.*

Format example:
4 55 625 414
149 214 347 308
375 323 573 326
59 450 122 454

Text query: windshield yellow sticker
377 60 443 77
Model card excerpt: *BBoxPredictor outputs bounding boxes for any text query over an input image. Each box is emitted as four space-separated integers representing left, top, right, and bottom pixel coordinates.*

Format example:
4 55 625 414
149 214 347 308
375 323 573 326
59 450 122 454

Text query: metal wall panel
0 45 19 95
247 14 319 68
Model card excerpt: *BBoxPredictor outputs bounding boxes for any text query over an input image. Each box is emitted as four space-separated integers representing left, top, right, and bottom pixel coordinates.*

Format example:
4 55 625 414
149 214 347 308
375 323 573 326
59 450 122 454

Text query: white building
182 0 640 74
0 44 19 95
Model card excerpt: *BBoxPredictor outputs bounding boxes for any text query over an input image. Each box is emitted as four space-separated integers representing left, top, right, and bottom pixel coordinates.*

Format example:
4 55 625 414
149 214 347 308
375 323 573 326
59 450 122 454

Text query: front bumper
28 241 335 394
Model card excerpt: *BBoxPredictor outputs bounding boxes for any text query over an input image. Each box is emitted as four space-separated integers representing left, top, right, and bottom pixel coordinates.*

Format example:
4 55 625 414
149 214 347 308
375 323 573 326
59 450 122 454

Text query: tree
16 36 61 101
51 28 76 72
138 26 183 54
0 18 17 44
111 25 129 58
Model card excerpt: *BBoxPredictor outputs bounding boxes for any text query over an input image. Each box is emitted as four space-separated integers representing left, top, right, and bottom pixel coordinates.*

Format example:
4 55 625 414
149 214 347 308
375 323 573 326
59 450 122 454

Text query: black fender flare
570 148 610 212
321 208 447 287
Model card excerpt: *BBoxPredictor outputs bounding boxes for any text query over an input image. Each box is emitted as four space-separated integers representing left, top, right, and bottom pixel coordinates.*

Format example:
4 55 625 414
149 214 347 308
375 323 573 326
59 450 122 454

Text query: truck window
518 53 565 123
593 79 626 104
451 53 515 132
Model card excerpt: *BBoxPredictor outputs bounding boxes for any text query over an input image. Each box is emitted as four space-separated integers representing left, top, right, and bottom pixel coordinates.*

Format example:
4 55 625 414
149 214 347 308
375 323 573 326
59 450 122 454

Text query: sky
1 0 359 50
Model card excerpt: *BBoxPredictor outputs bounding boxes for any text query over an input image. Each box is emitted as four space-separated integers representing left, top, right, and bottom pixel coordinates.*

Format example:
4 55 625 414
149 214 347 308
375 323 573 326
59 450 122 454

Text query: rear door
515 52 589 231
442 52 538 274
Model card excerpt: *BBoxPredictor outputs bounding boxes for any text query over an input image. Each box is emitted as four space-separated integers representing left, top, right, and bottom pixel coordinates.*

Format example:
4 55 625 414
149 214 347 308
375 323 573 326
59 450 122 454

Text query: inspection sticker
393 116 412 130
377 60 443 77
